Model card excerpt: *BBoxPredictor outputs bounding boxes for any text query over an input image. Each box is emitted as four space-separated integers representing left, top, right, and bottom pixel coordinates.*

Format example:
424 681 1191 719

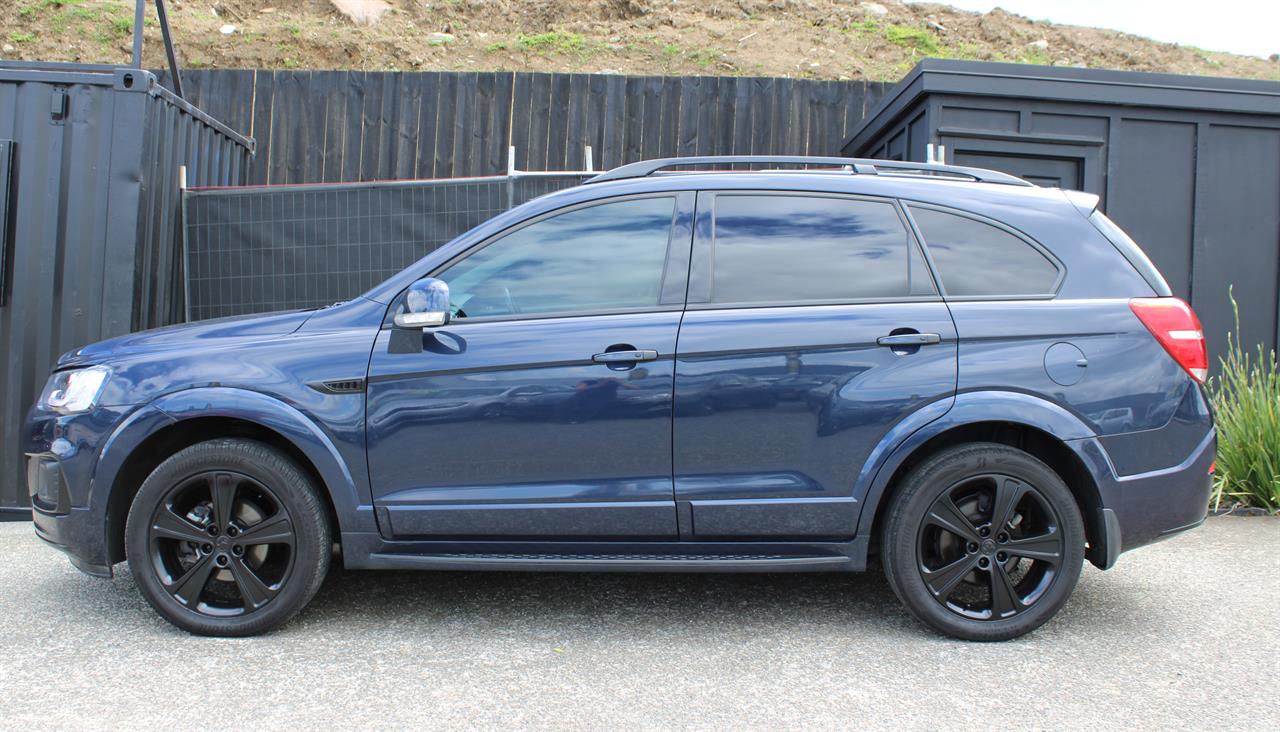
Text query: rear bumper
1100 427 1216 557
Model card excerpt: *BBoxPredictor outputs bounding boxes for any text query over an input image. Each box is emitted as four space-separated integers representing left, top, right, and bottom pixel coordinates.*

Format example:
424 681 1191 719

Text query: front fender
92 387 373 537
852 390 1102 537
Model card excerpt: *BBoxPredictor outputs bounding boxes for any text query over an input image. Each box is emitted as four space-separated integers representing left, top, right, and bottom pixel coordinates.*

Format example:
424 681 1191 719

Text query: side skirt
338 533 870 573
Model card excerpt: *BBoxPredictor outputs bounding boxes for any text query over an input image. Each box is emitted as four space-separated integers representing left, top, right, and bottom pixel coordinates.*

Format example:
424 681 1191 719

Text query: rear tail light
1129 297 1208 383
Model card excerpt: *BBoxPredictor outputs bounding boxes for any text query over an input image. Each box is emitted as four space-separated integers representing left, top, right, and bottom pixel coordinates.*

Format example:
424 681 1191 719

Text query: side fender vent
309 378 366 395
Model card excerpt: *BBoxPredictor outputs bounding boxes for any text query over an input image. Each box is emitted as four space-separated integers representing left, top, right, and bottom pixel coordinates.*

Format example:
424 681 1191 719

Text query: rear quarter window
1088 210 1172 297
908 206 1061 298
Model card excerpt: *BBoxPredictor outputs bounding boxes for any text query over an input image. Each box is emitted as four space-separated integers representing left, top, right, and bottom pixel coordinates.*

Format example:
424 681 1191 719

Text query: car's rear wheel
125 439 331 636
881 442 1085 641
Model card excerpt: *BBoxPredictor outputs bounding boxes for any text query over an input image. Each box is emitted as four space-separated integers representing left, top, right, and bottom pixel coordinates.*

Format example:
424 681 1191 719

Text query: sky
915 1 1280 58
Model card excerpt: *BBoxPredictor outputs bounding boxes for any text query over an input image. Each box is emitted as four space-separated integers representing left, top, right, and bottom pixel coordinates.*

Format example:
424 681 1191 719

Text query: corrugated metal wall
0 64 252 514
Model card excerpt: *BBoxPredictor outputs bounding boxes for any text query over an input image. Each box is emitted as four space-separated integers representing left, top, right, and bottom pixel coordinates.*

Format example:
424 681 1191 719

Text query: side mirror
394 277 450 329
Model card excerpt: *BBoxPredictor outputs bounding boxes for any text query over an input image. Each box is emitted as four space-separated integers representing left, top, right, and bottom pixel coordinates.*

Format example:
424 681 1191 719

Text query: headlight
40 366 111 414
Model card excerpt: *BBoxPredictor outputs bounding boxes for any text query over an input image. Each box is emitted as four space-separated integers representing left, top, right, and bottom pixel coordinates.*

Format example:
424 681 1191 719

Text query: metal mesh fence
183 174 591 320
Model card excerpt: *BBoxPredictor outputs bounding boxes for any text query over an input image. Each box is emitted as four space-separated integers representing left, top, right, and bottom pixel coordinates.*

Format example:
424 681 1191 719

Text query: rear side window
710 194 936 304
1088 210 1172 296
909 206 1060 297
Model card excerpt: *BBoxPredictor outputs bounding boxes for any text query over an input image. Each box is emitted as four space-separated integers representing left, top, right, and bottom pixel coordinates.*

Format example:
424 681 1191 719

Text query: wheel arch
97 388 366 565
856 392 1113 570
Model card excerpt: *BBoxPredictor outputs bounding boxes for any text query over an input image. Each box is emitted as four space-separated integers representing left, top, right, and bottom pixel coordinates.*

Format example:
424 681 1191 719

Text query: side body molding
852 390 1103 538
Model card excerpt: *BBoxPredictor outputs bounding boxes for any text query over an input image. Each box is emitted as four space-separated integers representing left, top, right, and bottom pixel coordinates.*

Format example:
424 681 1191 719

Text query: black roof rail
585 155 1033 187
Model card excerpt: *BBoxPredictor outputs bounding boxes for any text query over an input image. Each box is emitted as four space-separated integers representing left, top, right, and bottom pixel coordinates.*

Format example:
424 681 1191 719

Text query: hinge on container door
50 90 68 124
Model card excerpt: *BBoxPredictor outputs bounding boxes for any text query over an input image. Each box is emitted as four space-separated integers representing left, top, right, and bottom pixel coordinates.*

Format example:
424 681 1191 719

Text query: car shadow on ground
44 555 1128 641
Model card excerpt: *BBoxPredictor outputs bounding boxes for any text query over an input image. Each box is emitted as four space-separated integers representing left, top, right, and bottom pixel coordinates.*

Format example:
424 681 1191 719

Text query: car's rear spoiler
1063 189 1101 216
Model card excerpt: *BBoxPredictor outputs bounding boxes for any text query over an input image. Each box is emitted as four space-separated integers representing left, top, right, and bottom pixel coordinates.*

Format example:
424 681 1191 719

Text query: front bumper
24 403 136 578
32 510 114 578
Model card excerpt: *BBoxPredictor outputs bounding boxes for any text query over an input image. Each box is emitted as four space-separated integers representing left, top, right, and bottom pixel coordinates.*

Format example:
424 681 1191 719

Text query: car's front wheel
881 442 1085 641
125 438 331 636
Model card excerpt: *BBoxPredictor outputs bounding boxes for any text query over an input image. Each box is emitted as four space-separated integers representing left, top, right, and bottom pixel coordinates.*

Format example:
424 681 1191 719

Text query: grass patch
516 31 587 54
9 31 37 44
884 24 940 55
1209 291 1280 513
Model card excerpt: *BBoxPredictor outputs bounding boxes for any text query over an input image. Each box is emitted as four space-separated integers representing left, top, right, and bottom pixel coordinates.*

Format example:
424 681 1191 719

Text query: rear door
673 191 957 539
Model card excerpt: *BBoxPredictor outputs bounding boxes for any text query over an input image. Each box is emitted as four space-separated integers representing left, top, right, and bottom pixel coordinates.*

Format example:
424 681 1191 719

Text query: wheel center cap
981 539 997 555
215 535 231 549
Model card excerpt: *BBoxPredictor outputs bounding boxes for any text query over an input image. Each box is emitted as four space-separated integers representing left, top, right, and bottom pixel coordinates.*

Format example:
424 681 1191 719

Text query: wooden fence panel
158 70 891 183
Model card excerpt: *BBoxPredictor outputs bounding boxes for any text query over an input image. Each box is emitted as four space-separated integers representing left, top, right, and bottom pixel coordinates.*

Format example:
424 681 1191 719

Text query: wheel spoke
925 495 981 543
1006 528 1062 564
152 505 208 544
987 562 1025 618
237 512 294 547
229 557 278 610
168 554 217 607
921 554 979 600
211 472 238 530
990 476 1027 531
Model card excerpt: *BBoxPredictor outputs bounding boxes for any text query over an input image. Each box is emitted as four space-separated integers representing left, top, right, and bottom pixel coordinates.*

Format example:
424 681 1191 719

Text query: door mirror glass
394 278 450 329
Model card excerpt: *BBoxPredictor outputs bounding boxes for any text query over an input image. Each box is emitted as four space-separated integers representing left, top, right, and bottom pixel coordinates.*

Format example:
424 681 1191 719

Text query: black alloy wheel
917 473 1064 621
147 470 295 616
126 439 331 636
881 442 1085 641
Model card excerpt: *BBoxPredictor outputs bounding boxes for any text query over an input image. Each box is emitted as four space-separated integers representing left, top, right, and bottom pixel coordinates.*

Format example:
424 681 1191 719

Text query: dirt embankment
3 0 1278 81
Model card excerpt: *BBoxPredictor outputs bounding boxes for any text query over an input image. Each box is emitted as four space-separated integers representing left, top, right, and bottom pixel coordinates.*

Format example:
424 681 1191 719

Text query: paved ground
1 517 1277 731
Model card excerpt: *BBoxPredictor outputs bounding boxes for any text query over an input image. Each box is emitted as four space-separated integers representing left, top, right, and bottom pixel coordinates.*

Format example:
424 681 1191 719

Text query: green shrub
1208 290 1280 512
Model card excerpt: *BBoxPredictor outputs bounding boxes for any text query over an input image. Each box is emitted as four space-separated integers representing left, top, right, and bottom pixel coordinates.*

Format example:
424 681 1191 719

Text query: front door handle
592 349 658 364
877 333 941 347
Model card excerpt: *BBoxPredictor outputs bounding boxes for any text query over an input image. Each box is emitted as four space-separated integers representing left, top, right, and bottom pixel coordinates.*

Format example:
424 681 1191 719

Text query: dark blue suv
24 156 1215 640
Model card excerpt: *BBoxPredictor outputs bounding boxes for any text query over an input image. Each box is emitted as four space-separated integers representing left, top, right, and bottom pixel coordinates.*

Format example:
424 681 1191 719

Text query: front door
674 191 958 539
368 193 694 539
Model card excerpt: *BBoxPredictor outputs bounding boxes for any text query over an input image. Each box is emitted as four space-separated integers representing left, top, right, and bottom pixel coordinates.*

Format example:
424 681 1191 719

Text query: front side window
909 206 1060 297
440 196 676 319
709 194 935 305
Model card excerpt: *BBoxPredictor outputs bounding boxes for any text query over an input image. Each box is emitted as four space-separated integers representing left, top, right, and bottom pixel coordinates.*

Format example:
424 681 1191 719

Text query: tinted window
910 206 1059 297
440 197 675 318
710 195 935 304
1089 210 1172 296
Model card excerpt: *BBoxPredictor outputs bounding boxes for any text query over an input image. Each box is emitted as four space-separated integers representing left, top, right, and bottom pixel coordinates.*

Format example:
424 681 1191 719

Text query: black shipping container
0 62 253 516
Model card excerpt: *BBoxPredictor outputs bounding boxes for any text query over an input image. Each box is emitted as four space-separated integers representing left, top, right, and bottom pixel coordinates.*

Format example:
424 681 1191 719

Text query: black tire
125 439 331 636
881 442 1085 641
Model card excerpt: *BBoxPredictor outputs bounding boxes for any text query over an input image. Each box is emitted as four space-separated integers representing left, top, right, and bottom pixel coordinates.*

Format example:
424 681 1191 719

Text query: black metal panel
844 60 1280 364
0 63 251 511
0 140 12 307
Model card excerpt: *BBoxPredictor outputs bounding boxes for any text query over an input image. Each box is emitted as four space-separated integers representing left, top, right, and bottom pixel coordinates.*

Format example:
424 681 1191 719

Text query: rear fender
853 390 1103 539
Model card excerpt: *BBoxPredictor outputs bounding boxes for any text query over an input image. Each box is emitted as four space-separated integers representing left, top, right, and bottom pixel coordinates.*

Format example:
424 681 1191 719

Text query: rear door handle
877 333 941 347
592 349 658 364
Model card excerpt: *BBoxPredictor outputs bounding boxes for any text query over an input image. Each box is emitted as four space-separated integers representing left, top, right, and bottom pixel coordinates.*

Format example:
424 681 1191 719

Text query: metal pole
155 0 184 100
131 0 145 69
179 165 192 322
507 146 516 210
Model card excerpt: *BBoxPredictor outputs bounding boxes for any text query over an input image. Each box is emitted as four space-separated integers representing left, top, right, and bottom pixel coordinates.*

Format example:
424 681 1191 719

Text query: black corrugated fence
0 63 253 514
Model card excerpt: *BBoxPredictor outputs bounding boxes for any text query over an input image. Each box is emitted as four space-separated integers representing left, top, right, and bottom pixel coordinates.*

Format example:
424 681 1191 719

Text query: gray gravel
1 516 1277 730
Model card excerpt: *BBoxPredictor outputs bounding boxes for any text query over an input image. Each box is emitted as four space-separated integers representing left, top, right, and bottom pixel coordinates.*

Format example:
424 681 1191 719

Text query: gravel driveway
1 516 1276 730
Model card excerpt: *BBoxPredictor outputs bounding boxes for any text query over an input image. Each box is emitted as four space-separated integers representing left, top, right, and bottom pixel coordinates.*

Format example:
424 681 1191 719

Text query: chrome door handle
877 333 941 347
592 349 658 364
